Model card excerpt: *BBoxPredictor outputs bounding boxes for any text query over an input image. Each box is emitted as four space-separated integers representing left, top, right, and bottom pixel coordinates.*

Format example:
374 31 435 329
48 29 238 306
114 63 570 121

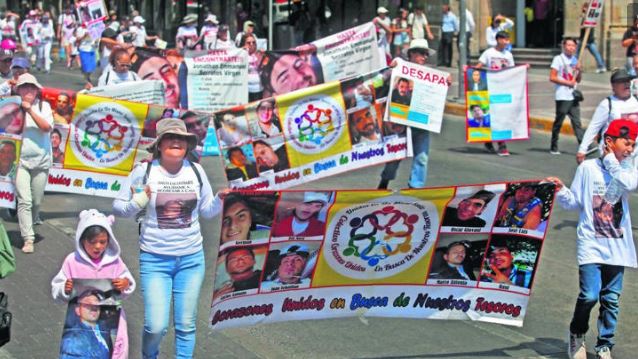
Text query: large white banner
385 59 450 132
465 66 529 143
184 48 249 112
88 80 165 105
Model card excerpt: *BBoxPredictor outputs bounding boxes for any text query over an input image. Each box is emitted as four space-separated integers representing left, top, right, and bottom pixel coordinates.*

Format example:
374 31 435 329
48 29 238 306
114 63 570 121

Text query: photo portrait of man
252 140 289 173
349 108 382 145
391 77 412 105
181 111 209 147
466 69 487 92
0 100 25 134
442 190 496 227
213 246 263 300
155 193 197 229
59 290 113 359
220 194 274 244
225 147 258 181
0 140 17 178
51 129 65 165
592 195 623 239
52 92 74 125
261 244 312 290
429 241 476 280
271 191 330 237
258 50 324 98
480 236 537 289
495 183 543 230
467 105 491 128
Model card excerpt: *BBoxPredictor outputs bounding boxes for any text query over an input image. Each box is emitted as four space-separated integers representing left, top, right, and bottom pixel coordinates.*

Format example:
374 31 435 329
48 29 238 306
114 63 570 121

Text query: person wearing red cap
545 119 638 359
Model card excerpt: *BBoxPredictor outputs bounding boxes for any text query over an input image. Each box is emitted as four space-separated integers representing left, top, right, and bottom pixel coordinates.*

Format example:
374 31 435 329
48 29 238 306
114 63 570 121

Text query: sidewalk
443 67 613 136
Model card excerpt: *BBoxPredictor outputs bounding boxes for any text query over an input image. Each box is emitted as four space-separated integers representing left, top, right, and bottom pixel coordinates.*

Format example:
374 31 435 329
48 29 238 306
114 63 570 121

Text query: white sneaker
596 346 612 359
550 150 561 155
596 68 608 74
568 332 587 359
21 240 34 254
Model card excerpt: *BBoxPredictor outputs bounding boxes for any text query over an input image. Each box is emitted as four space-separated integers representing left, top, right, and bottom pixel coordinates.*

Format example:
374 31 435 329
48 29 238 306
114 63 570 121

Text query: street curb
444 102 577 135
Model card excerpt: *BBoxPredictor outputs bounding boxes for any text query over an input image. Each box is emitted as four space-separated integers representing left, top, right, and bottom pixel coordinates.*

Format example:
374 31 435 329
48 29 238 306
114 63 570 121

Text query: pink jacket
51 210 135 359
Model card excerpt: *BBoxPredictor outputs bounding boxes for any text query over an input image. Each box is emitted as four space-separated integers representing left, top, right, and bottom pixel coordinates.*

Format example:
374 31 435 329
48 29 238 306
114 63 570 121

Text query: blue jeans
140 250 206 359
569 263 624 351
381 128 430 188
577 42 605 69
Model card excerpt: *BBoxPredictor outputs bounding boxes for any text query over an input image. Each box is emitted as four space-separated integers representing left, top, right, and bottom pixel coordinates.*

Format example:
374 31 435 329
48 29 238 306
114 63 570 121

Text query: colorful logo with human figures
70 103 138 168
285 95 344 154
324 196 438 280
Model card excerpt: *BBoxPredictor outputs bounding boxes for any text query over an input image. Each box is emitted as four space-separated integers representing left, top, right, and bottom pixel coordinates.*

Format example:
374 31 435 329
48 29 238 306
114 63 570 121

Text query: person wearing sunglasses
96 47 140 87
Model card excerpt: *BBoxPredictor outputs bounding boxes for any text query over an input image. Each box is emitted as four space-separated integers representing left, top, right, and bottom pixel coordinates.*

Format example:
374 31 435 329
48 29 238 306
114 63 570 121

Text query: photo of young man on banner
271 191 332 239
479 234 542 293
493 181 555 237
441 184 504 231
260 241 321 292
220 192 278 248
212 244 268 302
427 233 489 284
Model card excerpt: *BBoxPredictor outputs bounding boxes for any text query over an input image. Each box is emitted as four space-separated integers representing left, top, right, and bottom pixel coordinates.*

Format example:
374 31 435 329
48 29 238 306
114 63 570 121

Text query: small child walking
51 209 135 359
545 119 638 359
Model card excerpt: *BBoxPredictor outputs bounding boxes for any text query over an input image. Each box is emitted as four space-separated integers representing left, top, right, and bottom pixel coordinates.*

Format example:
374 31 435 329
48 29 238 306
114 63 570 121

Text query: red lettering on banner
402 66 448 86
386 143 407 153
474 297 521 318
48 174 72 187
275 171 300 184
235 181 269 190
0 191 14 202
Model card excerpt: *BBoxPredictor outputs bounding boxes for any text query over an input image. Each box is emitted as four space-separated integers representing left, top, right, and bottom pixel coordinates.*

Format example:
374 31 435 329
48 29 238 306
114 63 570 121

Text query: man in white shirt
486 14 514 48
408 6 434 41
550 37 584 155
576 69 638 164
130 16 157 47
476 31 515 156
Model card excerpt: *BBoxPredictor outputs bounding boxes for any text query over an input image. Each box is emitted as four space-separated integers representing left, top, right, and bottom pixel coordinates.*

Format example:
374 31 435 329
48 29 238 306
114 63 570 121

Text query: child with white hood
51 209 135 358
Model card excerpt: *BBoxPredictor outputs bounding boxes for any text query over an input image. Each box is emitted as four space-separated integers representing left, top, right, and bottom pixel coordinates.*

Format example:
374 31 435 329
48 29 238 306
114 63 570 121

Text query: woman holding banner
13 74 53 254
113 118 224 358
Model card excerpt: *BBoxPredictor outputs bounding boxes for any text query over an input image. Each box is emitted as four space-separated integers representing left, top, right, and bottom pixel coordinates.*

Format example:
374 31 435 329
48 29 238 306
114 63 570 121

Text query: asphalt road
0 62 637 359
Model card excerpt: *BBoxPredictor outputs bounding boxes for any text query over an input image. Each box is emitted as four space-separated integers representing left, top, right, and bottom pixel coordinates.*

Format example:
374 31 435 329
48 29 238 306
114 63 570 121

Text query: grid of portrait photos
428 181 555 295
213 190 335 304
464 68 492 143
216 67 411 186
59 279 121 358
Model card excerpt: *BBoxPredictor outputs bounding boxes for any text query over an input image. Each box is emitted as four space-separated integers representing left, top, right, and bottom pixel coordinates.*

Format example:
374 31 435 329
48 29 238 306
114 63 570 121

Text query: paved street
1 62 637 359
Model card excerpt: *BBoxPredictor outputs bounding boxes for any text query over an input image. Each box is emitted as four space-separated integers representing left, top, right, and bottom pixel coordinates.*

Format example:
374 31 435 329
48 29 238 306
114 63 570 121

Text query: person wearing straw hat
176 14 199 52
378 38 444 190
113 118 224 358
12 73 53 253
199 14 219 50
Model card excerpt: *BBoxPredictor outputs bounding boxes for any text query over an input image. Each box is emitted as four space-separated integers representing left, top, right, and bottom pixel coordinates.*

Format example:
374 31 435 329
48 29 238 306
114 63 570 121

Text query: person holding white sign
378 39 448 190
476 31 516 157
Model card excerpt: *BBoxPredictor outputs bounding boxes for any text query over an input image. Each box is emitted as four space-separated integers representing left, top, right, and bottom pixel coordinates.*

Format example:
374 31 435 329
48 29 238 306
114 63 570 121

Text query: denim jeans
381 128 430 188
140 250 206 359
569 263 624 351
577 42 605 69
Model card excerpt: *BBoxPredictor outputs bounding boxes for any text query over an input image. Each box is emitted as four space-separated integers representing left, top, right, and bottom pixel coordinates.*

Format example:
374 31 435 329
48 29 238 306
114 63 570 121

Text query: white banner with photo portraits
210 181 557 330
465 66 529 143
385 59 450 132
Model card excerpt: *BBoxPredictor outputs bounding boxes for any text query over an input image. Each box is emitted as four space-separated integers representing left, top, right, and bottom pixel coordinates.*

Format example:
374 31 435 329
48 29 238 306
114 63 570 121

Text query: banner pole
268 0 273 50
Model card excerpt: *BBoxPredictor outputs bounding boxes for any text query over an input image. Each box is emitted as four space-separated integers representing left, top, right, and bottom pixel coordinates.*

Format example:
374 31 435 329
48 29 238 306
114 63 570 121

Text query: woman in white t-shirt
175 14 199 52
97 47 140 86
57 8 77 68
76 26 97 86
13 73 54 254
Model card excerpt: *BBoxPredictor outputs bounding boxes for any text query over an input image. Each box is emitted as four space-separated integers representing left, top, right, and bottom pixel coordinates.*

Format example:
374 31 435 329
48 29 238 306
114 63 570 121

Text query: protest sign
75 0 107 25
59 279 121 358
63 94 147 176
465 66 529 143
88 80 166 105
582 0 604 27
182 48 248 112
259 23 383 98
385 59 450 132
217 67 410 190
210 181 557 330
0 97 22 209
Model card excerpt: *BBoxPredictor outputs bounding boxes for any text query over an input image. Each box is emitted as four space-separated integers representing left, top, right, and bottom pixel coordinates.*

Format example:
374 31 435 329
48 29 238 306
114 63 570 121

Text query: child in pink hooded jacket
51 209 136 358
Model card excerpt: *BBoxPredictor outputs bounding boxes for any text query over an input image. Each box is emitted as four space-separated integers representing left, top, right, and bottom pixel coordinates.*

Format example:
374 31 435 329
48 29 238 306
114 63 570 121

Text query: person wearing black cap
621 15 638 75
545 119 638 359
576 69 638 164
476 30 516 156
429 241 475 280
261 244 311 290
